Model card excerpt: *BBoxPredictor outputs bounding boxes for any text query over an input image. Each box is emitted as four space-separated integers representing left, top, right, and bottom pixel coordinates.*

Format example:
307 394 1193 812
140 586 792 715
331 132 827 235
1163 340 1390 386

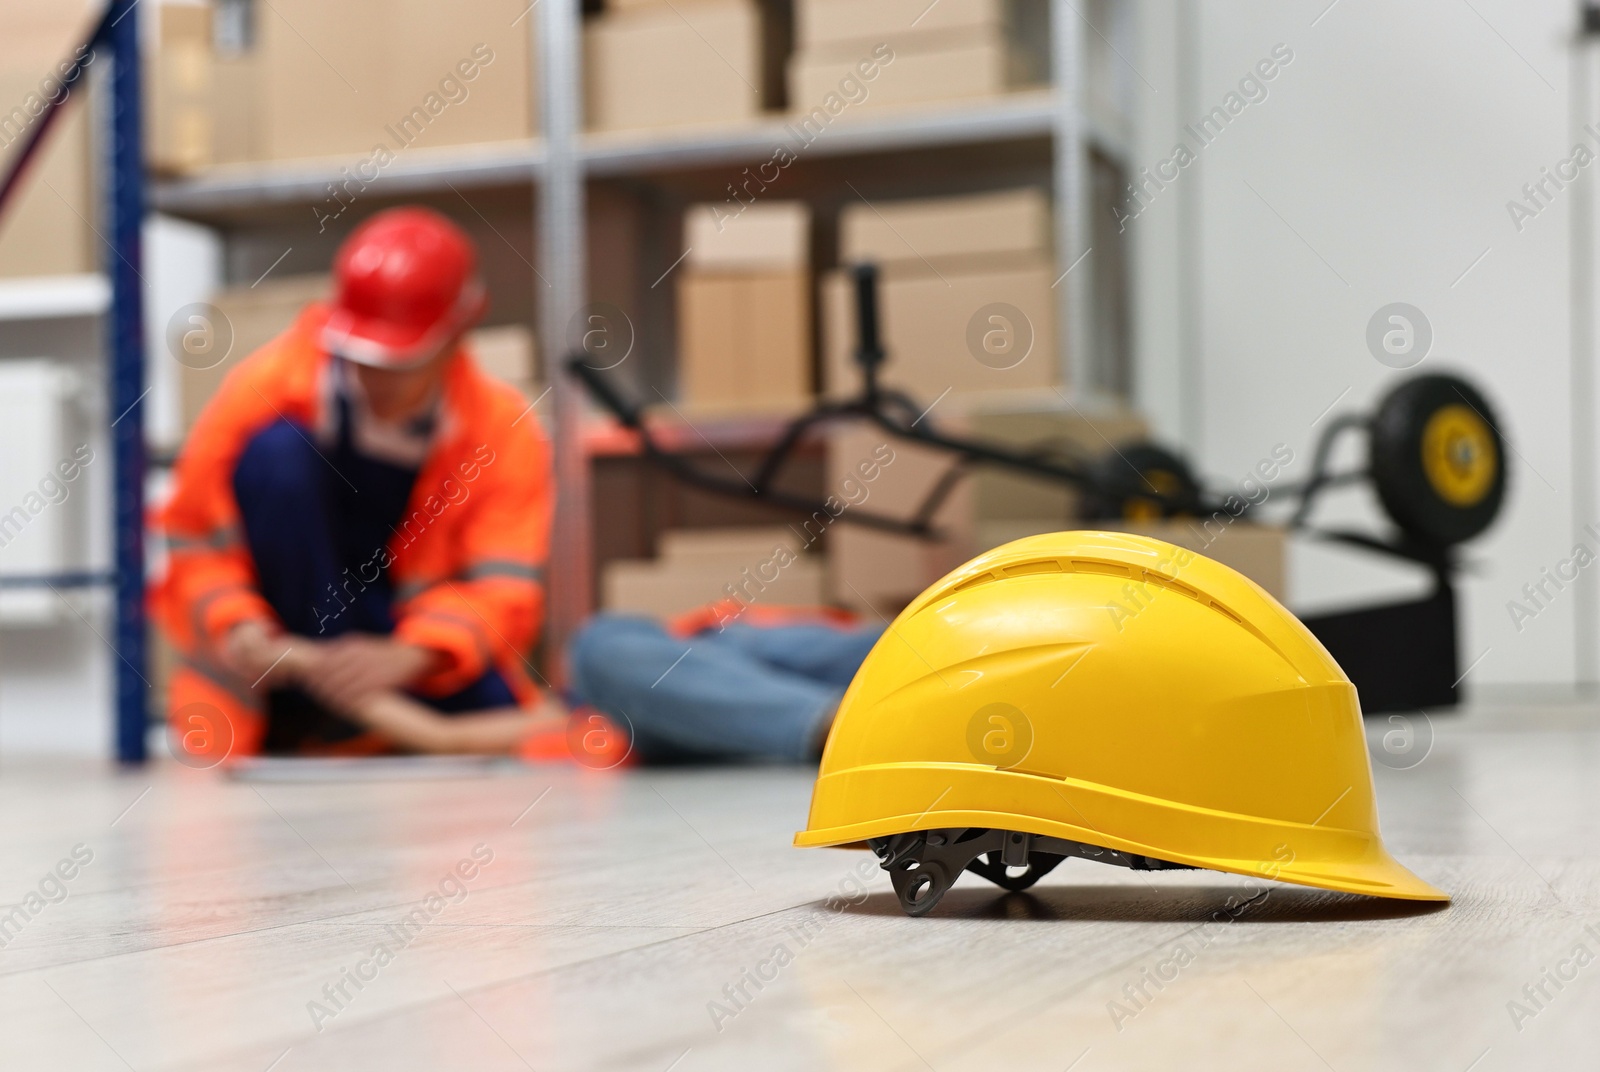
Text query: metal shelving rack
0 0 148 761
130 0 1132 756
522 0 1130 658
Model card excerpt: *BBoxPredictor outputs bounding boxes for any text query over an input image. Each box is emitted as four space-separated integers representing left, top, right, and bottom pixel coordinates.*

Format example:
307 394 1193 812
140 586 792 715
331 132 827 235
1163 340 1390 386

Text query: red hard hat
322 207 487 368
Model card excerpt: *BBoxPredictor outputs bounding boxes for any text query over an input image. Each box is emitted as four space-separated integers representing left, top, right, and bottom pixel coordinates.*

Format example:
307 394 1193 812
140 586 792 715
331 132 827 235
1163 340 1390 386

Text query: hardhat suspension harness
872 828 1195 917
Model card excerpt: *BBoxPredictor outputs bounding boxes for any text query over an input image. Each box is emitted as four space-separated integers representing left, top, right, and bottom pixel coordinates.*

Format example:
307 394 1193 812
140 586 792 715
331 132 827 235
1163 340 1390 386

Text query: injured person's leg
566 613 885 763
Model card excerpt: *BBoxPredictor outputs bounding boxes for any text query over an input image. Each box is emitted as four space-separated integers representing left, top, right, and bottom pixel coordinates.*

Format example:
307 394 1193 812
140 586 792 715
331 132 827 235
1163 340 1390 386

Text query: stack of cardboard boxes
602 527 825 618
586 0 764 133
145 0 1055 164
822 186 1057 402
819 184 1066 616
676 201 812 413
788 0 1047 112
146 0 536 171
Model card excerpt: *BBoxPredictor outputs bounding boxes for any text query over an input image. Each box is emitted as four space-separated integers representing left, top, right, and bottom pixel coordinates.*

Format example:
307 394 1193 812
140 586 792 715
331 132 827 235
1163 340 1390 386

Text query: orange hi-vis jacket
152 303 551 755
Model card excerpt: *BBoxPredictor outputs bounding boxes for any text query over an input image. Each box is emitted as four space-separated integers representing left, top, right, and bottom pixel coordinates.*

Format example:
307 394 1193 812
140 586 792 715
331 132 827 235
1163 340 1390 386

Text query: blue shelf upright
107 0 148 763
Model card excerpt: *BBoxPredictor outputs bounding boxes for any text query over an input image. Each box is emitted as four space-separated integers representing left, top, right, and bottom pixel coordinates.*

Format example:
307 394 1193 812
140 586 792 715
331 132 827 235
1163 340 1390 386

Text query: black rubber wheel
1370 373 1507 547
1083 443 1204 521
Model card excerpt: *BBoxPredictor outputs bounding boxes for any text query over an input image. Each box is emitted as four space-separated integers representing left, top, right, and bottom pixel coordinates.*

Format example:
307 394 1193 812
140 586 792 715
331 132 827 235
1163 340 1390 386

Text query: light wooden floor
1 702 1597 1072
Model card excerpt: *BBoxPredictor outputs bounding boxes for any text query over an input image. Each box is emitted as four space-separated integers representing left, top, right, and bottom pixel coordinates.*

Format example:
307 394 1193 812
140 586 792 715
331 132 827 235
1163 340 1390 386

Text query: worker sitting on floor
154 206 554 758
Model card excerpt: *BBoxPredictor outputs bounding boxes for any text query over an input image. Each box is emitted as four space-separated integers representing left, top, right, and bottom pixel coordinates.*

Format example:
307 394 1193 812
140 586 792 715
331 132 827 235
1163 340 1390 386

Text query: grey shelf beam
150 95 1128 218
150 141 545 217
583 92 1082 176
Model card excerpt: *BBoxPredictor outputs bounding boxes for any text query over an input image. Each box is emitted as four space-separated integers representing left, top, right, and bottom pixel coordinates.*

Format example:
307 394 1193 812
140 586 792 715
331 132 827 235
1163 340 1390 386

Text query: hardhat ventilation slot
1209 601 1243 623
1068 559 1133 579
1002 561 1064 578
1150 575 1197 600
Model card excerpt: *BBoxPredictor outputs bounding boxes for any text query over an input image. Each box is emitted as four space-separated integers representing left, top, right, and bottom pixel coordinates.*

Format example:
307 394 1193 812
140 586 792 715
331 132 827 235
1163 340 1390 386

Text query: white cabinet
0 358 95 624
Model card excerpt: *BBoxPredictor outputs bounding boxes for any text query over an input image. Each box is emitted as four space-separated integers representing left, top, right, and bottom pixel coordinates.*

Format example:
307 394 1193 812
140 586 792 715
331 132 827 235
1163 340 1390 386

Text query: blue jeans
233 417 515 752
568 614 885 763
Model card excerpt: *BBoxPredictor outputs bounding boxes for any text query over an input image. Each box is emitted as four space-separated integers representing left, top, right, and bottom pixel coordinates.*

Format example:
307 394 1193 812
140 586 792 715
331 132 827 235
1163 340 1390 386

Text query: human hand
300 635 438 714
348 690 556 754
220 620 301 688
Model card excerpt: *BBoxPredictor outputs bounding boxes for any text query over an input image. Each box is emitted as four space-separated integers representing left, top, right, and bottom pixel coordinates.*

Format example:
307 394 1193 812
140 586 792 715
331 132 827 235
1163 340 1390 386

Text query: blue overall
231 395 514 752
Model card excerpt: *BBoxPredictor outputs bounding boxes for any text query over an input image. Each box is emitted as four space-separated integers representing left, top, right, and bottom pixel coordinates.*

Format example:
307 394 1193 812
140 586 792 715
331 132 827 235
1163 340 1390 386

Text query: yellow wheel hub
1421 404 1496 507
1123 469 1184 521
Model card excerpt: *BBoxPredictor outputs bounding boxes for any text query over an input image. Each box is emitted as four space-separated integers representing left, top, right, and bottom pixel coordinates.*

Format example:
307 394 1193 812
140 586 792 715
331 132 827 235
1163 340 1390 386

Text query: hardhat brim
322 280 487 369
795 798 1448 903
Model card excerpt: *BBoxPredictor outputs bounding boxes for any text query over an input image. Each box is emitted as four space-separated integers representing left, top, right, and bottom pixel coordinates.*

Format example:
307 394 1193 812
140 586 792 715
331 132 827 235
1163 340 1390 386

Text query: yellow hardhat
795 531 1448 916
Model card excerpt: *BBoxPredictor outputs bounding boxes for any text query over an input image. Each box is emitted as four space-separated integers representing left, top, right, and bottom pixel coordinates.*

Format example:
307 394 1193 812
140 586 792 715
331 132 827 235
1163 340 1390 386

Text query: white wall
1131 0 1587 686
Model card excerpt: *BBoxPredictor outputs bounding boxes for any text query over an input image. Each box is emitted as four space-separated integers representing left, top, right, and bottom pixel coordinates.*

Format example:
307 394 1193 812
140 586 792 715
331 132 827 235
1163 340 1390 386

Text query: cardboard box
586 0 762 132
0 69 95 279
788 0 1049 110
975 517 1057 555
182 275 328 435
685 201 809 272
148 4 213 174
826 423 974 616
791 34 1010 111
603 558 827 618
840 187 1049 268
211 52 262 165
658 526 803 568
1109 520 1288 601
795 0 1004 48
678 269 810 409
603 527 825 617
389 0 538 144
821 256 1058 400
0 2 98 73
468 323 537 383
969 406 1148 521
259 0 535 161
468 323 542 407
969 519 1288 602
258 2 390 161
